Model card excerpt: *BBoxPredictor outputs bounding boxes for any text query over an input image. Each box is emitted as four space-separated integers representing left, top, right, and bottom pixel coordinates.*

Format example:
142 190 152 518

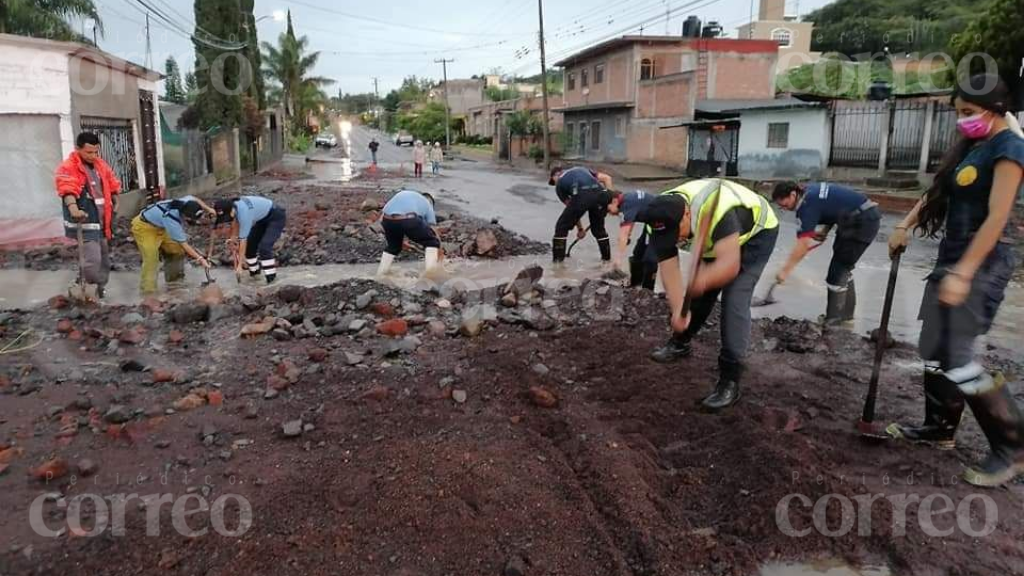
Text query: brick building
554 35 779 169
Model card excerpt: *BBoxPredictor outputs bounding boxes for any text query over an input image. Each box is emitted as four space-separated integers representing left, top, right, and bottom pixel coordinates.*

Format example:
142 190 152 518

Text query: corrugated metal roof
695 98 825 113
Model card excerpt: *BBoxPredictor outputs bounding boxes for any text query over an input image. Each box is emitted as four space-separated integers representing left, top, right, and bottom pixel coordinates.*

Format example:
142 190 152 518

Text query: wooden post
877 103 893 176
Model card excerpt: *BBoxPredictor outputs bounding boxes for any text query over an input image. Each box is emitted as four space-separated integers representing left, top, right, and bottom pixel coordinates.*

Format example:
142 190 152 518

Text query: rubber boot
822 289 848 327
651 332 692 363
376 252 395 277
700 358 743 413
424 247 440 271
842 279 857 321
552 237 567 263
885 369 964 450
961 373 1024 487
597 237 612 261
629 257 644 287
265 273 277 284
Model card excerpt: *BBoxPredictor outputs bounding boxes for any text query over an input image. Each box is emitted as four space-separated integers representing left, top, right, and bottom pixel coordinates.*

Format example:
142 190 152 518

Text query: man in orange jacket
55 132 122 297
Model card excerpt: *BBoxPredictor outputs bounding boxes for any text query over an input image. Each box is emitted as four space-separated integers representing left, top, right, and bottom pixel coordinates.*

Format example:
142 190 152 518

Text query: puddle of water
306 157 355 182
759 560 892 576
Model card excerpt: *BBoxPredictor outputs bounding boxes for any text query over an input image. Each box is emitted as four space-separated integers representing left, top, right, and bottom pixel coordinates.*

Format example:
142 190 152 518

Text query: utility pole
537 0 551 170
748 0 755 38
92 23 98 46
434 58 454 148
144 13 153 69
372 77 380 100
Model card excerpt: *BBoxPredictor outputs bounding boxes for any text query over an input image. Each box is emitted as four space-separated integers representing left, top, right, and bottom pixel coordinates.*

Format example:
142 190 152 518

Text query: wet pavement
2 122 1021 360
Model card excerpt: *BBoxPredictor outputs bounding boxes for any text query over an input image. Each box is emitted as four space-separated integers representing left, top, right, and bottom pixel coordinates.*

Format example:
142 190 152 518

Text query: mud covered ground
1 273 1023 576
0 168 547 272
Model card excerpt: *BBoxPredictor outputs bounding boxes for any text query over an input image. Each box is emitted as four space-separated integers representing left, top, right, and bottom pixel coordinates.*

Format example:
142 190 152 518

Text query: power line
128 0 247 50
281 0 525 37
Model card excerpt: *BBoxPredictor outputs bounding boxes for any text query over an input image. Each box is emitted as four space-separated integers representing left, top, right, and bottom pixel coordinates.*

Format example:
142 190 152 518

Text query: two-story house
554 35 779 169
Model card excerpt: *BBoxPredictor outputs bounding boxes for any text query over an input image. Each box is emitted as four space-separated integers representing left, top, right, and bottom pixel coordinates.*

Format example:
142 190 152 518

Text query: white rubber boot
424 247 440 271
376 252 395 277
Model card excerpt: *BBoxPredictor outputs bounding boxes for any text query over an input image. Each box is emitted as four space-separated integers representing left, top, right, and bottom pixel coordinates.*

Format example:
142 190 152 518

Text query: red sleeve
54 163 80 197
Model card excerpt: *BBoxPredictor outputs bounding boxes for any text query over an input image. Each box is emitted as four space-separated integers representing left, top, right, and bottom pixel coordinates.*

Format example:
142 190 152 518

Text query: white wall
0 46 75 155
737 107 830 179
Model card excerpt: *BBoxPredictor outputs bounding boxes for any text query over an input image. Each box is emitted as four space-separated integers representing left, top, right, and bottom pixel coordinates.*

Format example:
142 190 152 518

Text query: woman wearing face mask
886 74 1024 487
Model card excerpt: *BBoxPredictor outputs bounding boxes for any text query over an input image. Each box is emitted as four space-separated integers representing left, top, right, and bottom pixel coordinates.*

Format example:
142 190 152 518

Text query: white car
315 133 338 148
394 131 414 147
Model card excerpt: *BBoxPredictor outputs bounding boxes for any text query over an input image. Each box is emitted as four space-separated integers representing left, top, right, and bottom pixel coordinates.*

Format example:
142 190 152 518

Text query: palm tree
261 11 332 135
0 0 104 43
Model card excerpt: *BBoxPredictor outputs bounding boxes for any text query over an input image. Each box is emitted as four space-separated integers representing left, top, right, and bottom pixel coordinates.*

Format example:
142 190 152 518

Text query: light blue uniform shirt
383 190 436 225
141 195 197 243
235 196 275 239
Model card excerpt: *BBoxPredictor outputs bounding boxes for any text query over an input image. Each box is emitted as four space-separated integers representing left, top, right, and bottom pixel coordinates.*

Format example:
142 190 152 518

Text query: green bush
528 145 544 161
289 133 312 153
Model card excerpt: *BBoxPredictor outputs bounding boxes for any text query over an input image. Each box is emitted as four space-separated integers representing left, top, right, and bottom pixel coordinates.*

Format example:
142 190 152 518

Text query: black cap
548 165 563 186
213 199 236 225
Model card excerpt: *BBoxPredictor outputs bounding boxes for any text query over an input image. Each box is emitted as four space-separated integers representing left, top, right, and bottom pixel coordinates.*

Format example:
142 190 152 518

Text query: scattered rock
348 319 368 332
360 198 384 212
277 285 305 304
504 555 528 576
118 327 146 345
151 369 177 384
121 312 145 325
435 298 452 310
371 302 395 317
56 319 74 334
167 330 186 345
173 393 206 412
197 284 225 306
532 363 550 376
473 229 498 256
282 420 303 438
169 303 211 325
48 295 70 309
344 352 365 366
376 319 409 337
452 389 468 404
361 386 390 402
264 388 280 400
243 403 259 420
528 387 559 409
104 405 132 424
427 320 448 338
500 292 518 308
28 458 69 481
119 359 147 372
356 290 378 309
76 458 98 477
385 337 420 357
241 317 277 338
308 348 329 363
267 375 291 391
460 315 484 338
207 391 224 407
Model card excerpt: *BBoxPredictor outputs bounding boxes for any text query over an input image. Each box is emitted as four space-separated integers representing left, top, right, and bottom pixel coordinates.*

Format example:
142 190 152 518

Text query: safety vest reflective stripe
671 179 779 259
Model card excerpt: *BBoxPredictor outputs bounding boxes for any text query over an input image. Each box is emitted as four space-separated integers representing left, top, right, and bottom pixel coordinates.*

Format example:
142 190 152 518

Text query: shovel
68 223 99 303
752 281 779 307
858 252 902 440
566 225 591 258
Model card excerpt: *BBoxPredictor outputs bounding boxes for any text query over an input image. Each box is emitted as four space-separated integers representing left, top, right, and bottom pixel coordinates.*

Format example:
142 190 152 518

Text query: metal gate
886 100 929 170
138 91 159 192
80 116 139 190
828 102 885 168
686 122 739 177
928 103 959 172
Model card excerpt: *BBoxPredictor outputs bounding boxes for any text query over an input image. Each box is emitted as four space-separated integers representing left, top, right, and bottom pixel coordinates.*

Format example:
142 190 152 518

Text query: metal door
138 90 159 191
80 116 139 190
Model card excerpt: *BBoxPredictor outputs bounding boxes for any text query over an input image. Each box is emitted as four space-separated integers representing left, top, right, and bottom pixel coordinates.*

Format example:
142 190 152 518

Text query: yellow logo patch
956 165 979 187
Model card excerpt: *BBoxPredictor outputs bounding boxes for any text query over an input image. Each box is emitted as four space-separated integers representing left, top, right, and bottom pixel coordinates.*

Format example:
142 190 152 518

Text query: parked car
315 133 338 148
394 131 414 147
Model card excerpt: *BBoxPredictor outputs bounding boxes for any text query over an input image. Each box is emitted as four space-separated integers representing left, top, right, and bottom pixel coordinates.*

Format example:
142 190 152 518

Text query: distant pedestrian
429 142 443 175
55 132 122 299
412 140 426 178
369 138 380 165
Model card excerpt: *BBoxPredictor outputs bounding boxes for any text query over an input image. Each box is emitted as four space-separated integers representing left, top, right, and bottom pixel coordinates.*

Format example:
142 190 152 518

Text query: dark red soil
1 277 1023 575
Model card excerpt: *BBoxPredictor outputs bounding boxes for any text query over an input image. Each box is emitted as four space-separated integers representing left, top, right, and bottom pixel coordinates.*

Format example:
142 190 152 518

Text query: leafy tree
183 71 198 103
239 0 264 110
950 0 1024 103
191 0 245 129
334 92 375 114
0 0 102 42
163 57 187 104
395 102 454 144
504 110 532 136
485 86 518 102
261 11 333 135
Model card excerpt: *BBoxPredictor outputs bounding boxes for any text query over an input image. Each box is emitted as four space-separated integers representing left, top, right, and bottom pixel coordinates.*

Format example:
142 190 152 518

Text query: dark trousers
245 207 287 276
630 228 658 290
683 228 779 375
826 208 881 290
414 163 423 178
382 216 441 256
919 243 1016 371
554 192 610 261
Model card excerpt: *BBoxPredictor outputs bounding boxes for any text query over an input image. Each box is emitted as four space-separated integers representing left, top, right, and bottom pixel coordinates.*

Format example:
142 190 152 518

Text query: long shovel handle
862 252 902 423
566 225 591 257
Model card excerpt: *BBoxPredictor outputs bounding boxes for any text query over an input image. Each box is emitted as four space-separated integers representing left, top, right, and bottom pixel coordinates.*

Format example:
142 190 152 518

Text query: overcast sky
86 0 834 96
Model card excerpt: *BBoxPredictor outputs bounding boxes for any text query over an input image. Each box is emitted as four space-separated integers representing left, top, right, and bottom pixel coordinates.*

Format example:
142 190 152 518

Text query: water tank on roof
683 16 701 38
701 21 722 38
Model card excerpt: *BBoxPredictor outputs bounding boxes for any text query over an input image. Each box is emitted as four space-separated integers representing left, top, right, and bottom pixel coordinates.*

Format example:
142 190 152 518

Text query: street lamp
255 10 286 24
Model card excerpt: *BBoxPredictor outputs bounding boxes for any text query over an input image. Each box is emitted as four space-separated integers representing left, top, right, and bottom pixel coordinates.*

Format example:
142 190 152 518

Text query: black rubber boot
650 332 692 363
822 289 848 326
629 257 644 287
885 370 964 450
265 273 277 285
700 358 743 413
962 374 1024 487
842 279 857 321
597 237 612 261
552 237 567 263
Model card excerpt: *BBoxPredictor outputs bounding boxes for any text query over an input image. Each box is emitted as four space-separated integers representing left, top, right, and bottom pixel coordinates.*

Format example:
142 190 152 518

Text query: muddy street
1 128 1024 576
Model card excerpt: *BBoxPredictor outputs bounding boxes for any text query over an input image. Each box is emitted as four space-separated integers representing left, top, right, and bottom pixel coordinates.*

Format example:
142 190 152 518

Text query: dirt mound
1 280 1023 575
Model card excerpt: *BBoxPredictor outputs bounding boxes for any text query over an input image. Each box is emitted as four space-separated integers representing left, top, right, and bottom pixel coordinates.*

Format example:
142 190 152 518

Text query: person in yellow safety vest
635 178 780 412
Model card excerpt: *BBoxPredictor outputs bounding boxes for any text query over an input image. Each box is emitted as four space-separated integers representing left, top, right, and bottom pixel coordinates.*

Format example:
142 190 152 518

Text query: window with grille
581 69 589 88
595 64 605 84
591 121 601 150
614 116 625 137
767 122 790 148
772 28 792 47
640 59 654 80
567 72 575 91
